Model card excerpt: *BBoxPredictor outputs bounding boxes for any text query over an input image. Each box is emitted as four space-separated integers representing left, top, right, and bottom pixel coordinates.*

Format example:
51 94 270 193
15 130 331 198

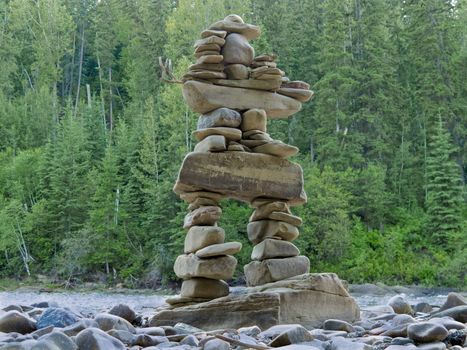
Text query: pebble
75 327 126 350
0 285 466 350
203 338 229 350
407 322 448 343
0 311 36 334
108 304 137 324
388 295 413 315
269 324 313 346
323 319 355 333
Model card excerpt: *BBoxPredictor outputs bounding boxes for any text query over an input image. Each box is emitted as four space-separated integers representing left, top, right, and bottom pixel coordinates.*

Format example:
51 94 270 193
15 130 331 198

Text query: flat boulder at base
182 80 301 118
173 152 307 206
150 273 360 330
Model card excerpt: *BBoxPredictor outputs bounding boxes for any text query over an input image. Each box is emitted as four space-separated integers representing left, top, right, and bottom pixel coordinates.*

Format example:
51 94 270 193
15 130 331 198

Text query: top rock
209 14 261 40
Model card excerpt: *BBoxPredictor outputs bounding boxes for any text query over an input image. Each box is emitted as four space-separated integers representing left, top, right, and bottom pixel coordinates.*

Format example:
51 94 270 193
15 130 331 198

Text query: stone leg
173 191 242 301
244 198 309 286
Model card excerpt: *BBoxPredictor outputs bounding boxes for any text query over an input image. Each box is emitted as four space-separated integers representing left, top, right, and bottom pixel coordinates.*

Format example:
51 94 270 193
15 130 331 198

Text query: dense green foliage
0 0 465 288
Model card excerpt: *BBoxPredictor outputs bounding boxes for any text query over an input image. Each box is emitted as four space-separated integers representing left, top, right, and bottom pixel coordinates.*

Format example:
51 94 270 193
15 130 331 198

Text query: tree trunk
74 24 85 117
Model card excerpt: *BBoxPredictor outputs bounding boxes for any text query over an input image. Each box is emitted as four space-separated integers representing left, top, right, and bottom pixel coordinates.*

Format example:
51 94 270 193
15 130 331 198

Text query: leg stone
245 198 309 287
244 256 310 286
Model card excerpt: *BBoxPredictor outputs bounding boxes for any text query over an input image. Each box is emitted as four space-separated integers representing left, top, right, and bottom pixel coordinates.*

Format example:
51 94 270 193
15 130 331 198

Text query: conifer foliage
0 0 465 287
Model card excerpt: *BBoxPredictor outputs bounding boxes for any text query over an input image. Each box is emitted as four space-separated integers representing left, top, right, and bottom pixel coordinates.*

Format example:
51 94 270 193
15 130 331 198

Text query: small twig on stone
215 334 271 350
158 56 183 84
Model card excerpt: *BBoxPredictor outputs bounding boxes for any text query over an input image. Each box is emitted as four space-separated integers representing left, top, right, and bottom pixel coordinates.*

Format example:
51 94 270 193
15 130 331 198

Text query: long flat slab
182 81 301 118
173 152 307 206
150 273 360 330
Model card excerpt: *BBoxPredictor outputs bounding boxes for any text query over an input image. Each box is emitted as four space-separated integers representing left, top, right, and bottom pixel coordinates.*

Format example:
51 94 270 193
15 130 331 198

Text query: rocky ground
0 291 466 349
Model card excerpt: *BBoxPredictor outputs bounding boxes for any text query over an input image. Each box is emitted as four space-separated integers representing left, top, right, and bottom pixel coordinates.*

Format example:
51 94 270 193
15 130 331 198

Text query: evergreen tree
425 117 463 246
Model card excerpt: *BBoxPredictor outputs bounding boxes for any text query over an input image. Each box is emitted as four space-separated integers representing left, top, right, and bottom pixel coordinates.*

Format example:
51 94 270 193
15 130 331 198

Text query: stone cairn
171 14 314 304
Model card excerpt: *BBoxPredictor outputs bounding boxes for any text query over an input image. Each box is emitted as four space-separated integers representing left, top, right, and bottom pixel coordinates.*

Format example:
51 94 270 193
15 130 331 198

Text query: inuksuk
173 14 314 303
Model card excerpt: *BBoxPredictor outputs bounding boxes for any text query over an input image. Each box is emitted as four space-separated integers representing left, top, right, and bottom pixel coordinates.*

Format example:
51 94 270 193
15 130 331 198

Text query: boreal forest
0 0 465 288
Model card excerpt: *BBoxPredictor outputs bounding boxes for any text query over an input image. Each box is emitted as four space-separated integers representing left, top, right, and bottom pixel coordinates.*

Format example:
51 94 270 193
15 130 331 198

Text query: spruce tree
425 117 463 246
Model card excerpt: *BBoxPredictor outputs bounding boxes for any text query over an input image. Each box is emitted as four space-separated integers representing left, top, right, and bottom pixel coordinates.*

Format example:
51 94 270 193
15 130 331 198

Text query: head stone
224 14 244 24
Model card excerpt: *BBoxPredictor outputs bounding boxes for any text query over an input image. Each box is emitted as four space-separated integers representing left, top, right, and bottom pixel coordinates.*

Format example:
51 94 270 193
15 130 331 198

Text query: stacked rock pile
245 198 309 286
182 14 313 100
173 188 242 301
172 14 314 304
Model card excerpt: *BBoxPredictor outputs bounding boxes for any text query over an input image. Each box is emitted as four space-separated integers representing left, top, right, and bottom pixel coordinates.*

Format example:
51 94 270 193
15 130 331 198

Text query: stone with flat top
182 81 301 118
173 152 307 206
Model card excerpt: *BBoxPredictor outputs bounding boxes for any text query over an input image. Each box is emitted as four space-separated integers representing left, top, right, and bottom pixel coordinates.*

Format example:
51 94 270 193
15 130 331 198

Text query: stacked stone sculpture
173 14 314 303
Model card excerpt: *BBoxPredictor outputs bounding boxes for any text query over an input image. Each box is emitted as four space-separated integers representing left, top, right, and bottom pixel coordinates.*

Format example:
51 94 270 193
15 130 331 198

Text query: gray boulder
37 308 79 329
407 322 448 343
0 311 36 334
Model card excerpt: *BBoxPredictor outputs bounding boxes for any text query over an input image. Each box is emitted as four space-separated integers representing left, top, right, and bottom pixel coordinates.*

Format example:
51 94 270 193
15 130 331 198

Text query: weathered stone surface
108 304 136 324
244 256 310 286
183 206 221 229
241 109 267 132
204 338 230 350
277 88 314 102
179 191 225 203
407 322 448 343
184 70 226 80
323 319 355 333
151 273 359 330
94 313 136 333
211 78 281 91
209 17 260 40
189 62 224 72
182 81 301 118
195 50 220 59
256 73 282 81
431 305 467 323
253 141 299 158
252 60 277 68
439 292 466 312
222 33 254 65
253 67 284 77
196 55 223 64
281 81 310 90
224 64 249 80
227 142 245 151
187 197 219 211
0 311 36 334
197 108 241 129
247 220 299 245
201 29 227 39
195 242 242 258
245 130 272 140
184 226 225 253
37 307 79 329
174 254 237 280
240 139 269 148
388 295 413 315
269 211 303 226
194 35 225 48
251 239 299 260
174 152 307 206
32 331 78 350
269 324 314 347
192 127 242 142
193 135 226 153
180 278 229 299
194 42 221 52
75 327 126 350
151 292 280 330
250 201 290 220
62 319 98 336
